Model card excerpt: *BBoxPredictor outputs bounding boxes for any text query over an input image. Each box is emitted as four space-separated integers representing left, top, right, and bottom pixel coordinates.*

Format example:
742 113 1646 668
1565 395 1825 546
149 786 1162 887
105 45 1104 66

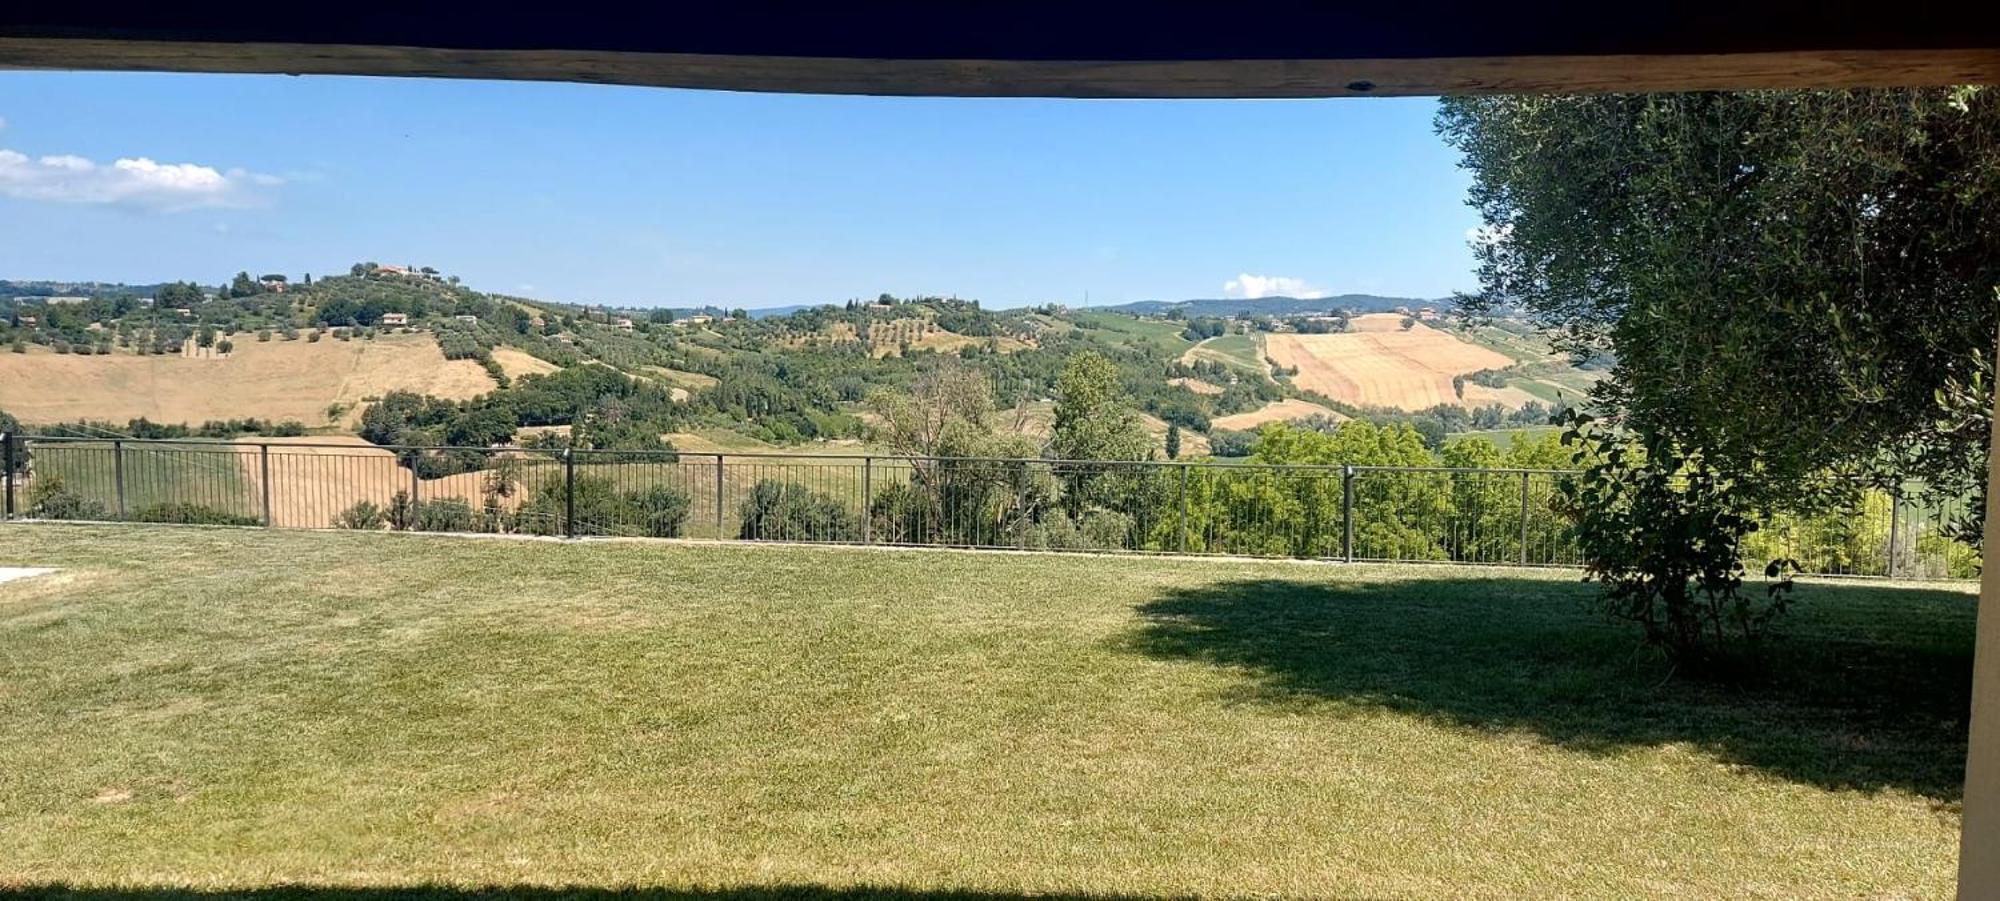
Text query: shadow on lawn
7 887 1172 901
1125 575 1976 801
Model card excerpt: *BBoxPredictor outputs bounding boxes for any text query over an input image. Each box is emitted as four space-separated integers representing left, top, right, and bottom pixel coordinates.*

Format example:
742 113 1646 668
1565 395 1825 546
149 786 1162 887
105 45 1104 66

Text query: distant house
615 317 635 331
380 312 409 326
259 280 287 293
15 314 36 326
682 314 713 325
377 264 412 277
44 296 89 305
454 314 480 325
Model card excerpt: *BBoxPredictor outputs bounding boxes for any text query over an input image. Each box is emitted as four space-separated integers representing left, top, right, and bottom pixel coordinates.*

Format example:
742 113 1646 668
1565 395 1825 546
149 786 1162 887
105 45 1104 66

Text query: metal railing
0 433 1976 580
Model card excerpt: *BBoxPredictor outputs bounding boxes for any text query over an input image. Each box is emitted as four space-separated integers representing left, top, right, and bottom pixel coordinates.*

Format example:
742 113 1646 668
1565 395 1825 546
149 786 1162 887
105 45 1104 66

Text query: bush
627 485 692 538
737 480 858 542
516 474 691 538
1207 429 1256 458
26 475 105 521
334 500 387 530
409 496 478 533
1014 510 1134 551
130 502 260 526
1557 410 1796 674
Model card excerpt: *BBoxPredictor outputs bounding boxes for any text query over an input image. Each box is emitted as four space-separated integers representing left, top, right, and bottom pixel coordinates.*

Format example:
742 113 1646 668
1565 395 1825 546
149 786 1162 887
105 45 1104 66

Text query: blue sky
0 72 1479 309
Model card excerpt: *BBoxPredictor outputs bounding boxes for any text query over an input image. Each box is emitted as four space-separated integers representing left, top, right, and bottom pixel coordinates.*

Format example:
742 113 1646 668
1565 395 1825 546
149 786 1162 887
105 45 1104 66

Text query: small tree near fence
1557 409 1798 676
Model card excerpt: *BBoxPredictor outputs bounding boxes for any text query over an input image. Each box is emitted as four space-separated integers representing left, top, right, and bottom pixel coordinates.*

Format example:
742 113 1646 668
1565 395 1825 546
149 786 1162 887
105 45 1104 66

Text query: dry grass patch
0 335 494 427
1210 398 1346 431
490 347 561 379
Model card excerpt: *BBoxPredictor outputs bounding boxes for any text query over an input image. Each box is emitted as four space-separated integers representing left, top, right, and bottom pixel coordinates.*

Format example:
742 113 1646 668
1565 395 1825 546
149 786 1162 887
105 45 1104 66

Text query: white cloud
1222 273 1326 300
0 146 280 211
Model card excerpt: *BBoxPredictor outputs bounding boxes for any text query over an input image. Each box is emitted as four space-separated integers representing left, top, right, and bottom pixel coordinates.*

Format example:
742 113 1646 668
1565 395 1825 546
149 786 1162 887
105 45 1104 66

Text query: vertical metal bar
1519 470 1531 566
563 447 577 538
113 439 127 520
714 453 726 539
1886 486 1902 578
1178 463 1189 553
1341 465 1355 562
1 432 12 520
861 456 874 544
260 444 273 527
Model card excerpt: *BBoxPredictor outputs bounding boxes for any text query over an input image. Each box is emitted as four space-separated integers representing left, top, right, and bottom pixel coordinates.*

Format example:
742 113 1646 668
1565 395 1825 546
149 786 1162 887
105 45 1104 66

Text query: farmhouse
380 312 409 326
615 317 635 330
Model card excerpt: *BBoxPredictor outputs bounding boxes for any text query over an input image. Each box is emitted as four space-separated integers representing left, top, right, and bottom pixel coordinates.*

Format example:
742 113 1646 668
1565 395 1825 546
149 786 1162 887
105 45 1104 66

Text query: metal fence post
3 433 15 520
113 439 127 520
1341 465 1355 562
1519 470 1531 566
861 456 873 543
714 453 726 539
260 444 273 527
562 447 576 539
1886 486 1902 578
1178 463 1189 553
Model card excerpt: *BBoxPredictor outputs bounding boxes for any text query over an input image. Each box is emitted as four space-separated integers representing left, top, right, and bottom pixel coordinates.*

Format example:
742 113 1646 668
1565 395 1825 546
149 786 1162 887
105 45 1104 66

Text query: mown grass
0 524 1973 898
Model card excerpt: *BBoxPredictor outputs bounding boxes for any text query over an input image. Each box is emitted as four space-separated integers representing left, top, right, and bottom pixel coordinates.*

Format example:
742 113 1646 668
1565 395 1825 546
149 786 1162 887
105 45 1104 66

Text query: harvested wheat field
0 335 495 427
236 436 513 528
490 346 561 379
1211 398 1347 431
1267 319 1513 411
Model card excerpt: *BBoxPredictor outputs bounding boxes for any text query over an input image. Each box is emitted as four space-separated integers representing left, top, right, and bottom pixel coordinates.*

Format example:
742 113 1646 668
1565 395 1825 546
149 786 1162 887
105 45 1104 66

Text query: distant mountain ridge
1097 294 1442 318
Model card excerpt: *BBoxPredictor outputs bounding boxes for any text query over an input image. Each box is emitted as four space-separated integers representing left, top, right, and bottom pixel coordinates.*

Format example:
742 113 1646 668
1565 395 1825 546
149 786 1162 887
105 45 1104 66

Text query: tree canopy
1438 88 2000 521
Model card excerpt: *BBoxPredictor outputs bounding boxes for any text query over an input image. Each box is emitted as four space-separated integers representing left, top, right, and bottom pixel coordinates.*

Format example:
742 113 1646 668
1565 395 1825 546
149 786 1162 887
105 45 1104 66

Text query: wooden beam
3 41 1997 98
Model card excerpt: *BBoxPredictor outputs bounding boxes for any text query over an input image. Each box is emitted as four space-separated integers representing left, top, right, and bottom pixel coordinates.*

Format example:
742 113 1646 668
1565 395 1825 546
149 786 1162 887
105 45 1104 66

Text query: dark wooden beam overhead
3 5 2000 96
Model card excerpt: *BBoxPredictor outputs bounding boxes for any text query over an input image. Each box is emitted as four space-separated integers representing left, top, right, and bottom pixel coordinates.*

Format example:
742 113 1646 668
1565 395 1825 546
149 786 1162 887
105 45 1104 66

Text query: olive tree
1438 88 2000 533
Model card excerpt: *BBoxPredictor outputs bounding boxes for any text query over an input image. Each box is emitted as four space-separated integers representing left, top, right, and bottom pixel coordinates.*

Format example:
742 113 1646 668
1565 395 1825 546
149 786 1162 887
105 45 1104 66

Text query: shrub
334 500 387 530
1207 429 1256 458
1557 409 1796 674
409 496 478 533
130 502 260 526
867 482 930 544
737 480 857 542
627 485 692 538
26 475 105 521
516 475 688 538
1077 510 1136 550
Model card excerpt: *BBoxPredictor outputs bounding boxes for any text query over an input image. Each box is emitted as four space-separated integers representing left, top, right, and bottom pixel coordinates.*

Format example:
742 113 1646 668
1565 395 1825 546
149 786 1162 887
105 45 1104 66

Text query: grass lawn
0 524 1973 898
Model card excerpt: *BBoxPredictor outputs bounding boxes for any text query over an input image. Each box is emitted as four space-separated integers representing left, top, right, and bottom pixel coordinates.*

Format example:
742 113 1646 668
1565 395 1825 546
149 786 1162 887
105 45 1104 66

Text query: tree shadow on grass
1123 575 1976 801
9 886 1177 901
